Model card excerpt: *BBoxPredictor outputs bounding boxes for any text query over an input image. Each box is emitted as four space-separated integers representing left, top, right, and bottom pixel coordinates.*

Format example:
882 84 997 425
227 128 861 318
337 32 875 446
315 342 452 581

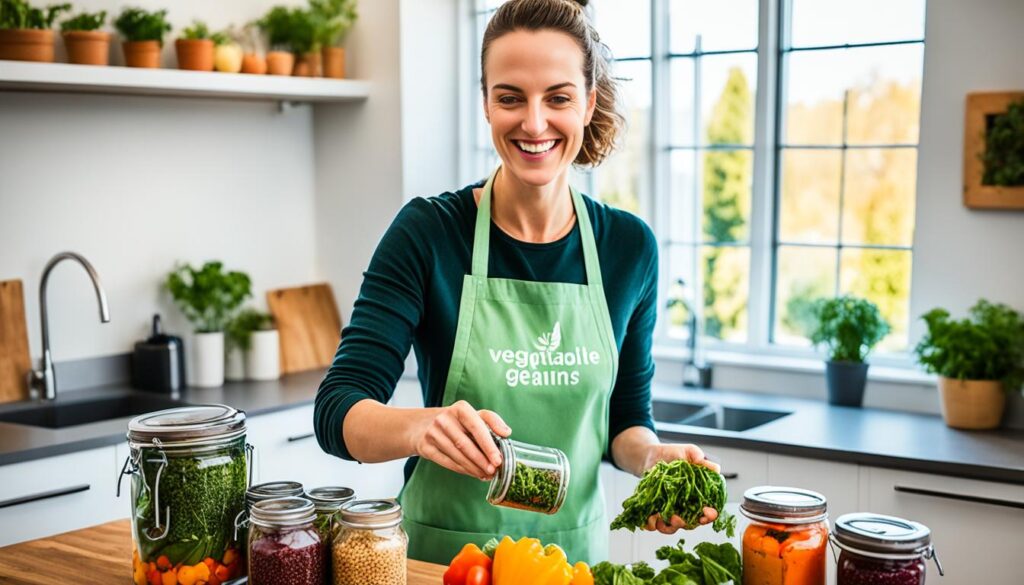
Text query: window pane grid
785 38 924 53
668 48 758 59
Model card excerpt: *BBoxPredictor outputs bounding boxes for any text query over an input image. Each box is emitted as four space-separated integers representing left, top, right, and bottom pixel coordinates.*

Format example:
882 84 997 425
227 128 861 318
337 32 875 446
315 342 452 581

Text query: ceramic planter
322 46 344 79
246 329 280 381
190 331 224 388
266 50 294 76
62 30 110 65
937 377 1006 430
0 29 55 62
122 40 161 68
293 51 320 77
825 360 869 407
175 38 214 71
240 53 266 74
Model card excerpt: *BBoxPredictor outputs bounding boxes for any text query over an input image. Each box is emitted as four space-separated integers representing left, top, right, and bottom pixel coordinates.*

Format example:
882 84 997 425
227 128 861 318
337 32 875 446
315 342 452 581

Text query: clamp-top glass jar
248 496 324 585
486 434 570 514
333 499 408 585
740 486 829 585
831 513 943 585
121 405 250 585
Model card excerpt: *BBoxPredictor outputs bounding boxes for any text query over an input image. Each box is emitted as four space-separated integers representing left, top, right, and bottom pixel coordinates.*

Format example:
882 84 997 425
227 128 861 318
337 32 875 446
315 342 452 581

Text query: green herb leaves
505 461 562 513
592 539 742 585
808 295 890 363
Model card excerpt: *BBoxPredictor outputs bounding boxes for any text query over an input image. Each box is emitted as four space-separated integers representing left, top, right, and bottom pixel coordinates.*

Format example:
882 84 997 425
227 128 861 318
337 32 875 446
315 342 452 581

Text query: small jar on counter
740 486 829 585
333 499 407 585
486 434 570 514
307 486 356 582
831 513 943 585
248 496 324 585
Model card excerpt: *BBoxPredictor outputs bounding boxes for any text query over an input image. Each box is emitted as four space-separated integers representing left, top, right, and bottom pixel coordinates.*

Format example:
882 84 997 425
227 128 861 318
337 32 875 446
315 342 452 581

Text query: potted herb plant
914 300 1024 430
60 10 108 65
175 19 213 71
808 295 890 407
0 0 70 62
165 261 252 388
310 0 356 79
289 7 318 77
114 7 170 68
227 308 279 381
212 28 242 73
257 6 294 76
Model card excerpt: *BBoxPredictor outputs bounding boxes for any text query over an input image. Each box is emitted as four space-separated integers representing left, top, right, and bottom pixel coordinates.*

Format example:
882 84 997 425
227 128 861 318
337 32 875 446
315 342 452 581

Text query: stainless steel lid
247 481 305 507
250 496 316 528
339 499 403 529
740 486 828 524
307 486 356 511
834 513 931 555
127 404 246 447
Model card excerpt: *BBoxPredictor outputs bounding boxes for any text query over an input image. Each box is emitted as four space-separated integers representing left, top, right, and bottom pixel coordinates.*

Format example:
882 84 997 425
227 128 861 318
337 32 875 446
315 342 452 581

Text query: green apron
399 168 619 566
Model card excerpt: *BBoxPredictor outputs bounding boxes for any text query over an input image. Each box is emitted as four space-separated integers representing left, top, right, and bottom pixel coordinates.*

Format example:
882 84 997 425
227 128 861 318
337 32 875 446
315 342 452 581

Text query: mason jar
121 405 250 585
831 513 943 585
740 486 829 585
333 499 408 585
486 434 570 514
248 496 324 585
307 486 356 582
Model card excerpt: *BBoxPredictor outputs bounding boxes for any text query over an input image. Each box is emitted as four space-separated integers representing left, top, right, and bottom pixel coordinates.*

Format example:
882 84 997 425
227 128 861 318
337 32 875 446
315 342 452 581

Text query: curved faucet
30 252 111 400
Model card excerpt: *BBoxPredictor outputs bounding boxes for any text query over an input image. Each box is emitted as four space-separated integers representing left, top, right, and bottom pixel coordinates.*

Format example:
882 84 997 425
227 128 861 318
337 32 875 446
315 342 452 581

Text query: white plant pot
246 329 280 381
225 346 246 381
190 331 225 388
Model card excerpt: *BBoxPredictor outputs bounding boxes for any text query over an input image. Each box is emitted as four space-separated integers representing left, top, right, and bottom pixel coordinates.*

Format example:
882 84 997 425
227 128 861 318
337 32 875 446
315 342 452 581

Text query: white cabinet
862 467 1024 583
0 446 123 546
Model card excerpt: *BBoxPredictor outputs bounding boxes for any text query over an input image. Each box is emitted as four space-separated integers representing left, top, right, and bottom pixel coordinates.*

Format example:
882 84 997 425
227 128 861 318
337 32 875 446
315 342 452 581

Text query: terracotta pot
322 46 345 79
293 51 320 77
62 30 110 66
122 40 161 68
0 29 55 62
240 53 267 75
175 38 214 71
266 50 294 76
937 376 1006 430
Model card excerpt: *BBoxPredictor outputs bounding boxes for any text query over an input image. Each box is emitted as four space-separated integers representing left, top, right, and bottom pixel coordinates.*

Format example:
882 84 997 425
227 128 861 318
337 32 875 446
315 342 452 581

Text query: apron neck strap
472 167 603 288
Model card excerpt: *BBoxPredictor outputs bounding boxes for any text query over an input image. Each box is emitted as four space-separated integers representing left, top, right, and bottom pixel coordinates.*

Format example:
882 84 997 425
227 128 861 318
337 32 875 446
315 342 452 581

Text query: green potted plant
0 0 70 62
60 10 108 65
226 308 279 381
808 295 890 407
289 7 318 76
257 5 295 76
914 299 1024 429
114 7 170 68
310 0 356 79
165 261 252 388
175 19 213 71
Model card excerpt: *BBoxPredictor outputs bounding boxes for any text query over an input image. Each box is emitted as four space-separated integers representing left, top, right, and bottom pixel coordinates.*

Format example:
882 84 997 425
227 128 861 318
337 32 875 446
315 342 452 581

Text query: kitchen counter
0 371 1022 485
0 519 445 584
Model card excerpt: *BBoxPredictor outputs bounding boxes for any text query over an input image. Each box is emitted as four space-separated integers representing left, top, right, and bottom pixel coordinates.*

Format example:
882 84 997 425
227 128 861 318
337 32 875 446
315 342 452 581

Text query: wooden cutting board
266 283 342 374
0 279 31 403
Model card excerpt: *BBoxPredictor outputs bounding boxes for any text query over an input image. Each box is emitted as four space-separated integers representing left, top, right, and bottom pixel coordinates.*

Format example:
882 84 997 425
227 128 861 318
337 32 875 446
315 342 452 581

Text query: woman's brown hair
480 0 625 167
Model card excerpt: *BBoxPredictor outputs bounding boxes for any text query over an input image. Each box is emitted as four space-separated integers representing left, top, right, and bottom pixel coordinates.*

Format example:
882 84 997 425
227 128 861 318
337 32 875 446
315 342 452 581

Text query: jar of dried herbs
486 435 570 514
307 486 355 583
333 499 407 585
248 496 324 585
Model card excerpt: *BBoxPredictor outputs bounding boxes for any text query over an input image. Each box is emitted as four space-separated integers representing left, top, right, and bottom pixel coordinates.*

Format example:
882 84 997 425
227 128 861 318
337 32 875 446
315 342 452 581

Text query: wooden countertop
0 519 445 584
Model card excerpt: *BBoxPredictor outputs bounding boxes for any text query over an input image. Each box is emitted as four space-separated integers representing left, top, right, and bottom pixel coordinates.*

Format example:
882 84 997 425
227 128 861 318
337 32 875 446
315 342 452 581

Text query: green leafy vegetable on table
593 539 741 585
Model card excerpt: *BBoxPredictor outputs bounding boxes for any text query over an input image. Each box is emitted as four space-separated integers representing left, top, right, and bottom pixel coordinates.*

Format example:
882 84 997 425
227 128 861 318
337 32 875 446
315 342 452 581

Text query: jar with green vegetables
307 486 355 582
486 434 570 514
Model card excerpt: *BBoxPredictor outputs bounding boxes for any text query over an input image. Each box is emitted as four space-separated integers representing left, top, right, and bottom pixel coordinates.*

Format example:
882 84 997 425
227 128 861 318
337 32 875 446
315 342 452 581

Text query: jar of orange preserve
740 486 828 585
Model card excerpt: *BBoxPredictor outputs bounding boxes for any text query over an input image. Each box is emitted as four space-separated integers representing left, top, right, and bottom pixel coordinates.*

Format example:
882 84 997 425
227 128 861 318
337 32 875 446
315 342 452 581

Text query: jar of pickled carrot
740 486 829 585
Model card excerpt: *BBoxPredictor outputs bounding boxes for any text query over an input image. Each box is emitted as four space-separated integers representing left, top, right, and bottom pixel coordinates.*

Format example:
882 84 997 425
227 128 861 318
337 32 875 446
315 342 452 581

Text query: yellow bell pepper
493 536 574 585
571 561 594 585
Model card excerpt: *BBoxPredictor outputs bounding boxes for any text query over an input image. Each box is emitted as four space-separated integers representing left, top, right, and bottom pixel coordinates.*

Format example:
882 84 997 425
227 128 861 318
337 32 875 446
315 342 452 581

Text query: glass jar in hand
831 513 943 585
248 496 324 585
486 434 570 514
740 486 829 585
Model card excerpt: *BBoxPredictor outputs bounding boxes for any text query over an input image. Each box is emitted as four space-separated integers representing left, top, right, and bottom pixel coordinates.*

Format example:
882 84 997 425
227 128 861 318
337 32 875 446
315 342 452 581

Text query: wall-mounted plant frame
963 91 1024 209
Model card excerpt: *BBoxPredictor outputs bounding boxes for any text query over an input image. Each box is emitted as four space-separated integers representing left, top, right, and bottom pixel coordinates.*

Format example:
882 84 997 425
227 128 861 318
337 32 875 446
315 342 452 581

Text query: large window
464 0 926 358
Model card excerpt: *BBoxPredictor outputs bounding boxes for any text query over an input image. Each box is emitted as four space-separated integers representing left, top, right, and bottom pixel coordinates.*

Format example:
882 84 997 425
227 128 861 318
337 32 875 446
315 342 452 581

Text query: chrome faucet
30 252 110 400
667 278 713 389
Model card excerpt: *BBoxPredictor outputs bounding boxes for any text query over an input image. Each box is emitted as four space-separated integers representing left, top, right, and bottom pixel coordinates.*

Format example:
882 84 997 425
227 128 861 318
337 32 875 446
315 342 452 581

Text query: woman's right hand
412 400 511 481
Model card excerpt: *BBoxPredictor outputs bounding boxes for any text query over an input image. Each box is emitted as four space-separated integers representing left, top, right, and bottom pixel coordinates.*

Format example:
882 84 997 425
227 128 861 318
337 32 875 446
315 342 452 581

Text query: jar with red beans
831 513 943 585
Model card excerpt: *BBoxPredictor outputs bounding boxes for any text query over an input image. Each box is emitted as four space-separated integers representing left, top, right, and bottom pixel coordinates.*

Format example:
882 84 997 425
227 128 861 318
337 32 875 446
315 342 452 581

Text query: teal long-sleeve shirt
313 181 658 481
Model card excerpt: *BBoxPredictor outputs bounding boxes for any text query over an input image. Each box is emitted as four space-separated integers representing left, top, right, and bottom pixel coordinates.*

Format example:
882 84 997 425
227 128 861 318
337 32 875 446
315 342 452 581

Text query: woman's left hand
640 443 721 534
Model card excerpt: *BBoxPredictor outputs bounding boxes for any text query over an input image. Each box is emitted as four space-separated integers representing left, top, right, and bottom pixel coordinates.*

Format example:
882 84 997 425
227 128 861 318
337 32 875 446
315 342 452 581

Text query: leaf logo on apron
488 321 603 388
535 322 562 351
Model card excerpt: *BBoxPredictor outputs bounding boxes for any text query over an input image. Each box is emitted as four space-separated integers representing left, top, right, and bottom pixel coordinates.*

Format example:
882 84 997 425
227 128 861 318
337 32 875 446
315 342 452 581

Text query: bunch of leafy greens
808 295 890 363
593 539 741 585
0 0 70 29
611 460 736 537
505 461 562 512
60 10 105 32
114 7 170 44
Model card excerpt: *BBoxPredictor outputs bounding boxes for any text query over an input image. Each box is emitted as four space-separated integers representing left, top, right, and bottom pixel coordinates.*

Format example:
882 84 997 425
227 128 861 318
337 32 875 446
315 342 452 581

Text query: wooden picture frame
963 91 1024 209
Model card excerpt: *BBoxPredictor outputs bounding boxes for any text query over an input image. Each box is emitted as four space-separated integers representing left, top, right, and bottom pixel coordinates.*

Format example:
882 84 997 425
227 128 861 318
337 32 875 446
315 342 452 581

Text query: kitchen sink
653 400 791 432
0 394 189 429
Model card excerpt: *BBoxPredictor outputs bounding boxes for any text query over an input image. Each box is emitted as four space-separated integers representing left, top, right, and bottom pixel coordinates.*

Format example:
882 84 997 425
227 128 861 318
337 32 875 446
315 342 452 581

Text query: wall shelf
0 61 370 103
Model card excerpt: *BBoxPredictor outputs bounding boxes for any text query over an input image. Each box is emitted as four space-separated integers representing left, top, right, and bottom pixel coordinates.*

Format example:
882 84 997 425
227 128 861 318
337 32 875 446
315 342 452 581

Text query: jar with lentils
248 496 324 585
332 499 407 585
307 486 356 582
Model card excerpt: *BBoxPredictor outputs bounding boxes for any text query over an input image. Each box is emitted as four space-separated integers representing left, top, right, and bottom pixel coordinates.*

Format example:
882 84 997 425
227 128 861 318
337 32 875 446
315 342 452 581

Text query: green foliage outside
0 0 70 29
225 308 274 352
915 300 1024 390
982 98 1024 187
60 10 104 32
179 20 210 40
808 295 889 363
310 0 357 48
164 261 252 333
114 7 170 44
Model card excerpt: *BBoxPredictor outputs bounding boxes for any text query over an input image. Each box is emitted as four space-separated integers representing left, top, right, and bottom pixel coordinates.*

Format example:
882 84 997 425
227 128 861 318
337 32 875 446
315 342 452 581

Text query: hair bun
572 0 590 7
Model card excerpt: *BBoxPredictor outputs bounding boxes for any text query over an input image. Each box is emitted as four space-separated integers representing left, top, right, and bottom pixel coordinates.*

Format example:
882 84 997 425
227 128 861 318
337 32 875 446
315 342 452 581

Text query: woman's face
483 29 597 189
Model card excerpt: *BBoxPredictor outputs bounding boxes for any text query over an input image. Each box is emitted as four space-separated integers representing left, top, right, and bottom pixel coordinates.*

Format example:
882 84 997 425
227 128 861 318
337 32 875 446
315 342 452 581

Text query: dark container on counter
831 513 943 585
248 496 324 585
132 314 186 394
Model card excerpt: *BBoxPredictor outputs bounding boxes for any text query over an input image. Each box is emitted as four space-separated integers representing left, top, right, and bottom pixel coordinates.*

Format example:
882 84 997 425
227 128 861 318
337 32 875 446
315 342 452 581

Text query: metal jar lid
250 496 316 529
307 486 356 512
339 499 403 529
127 404 246 448
247 481 305 508
740 486 828 524
833 513 932 555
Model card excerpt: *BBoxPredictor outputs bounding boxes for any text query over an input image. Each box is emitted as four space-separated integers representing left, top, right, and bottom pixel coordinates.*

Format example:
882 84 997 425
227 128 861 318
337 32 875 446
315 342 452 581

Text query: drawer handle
722 472 739 480
287 432 315 443
0 484 91 509
894 485 1024 510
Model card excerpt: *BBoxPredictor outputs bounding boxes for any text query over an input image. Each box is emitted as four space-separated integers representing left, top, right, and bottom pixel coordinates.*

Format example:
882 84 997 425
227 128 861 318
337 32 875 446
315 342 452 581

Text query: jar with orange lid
740 486 829 585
